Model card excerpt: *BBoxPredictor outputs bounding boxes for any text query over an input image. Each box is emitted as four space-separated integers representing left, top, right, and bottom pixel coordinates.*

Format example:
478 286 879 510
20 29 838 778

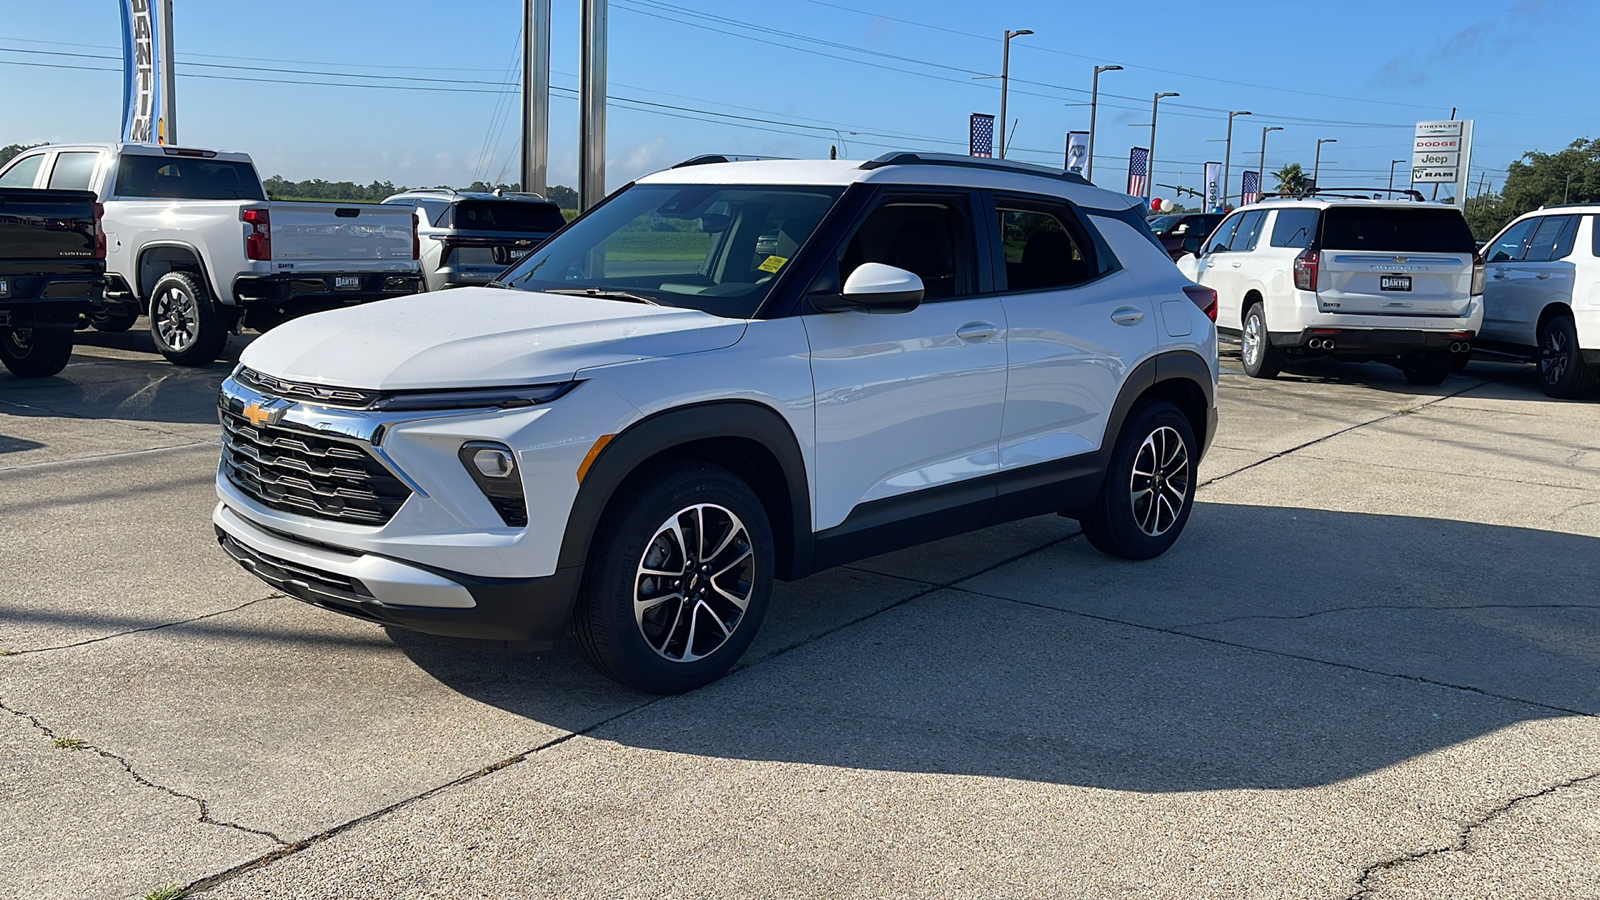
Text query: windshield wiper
545 288 661 306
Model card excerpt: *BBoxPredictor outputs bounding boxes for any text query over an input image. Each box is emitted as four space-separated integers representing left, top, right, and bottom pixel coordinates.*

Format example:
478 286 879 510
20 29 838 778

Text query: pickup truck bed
0 188 104 377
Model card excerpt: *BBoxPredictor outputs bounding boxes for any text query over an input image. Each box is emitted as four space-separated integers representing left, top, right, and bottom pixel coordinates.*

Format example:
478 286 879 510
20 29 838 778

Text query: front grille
234 367 381 409
220 407 412 525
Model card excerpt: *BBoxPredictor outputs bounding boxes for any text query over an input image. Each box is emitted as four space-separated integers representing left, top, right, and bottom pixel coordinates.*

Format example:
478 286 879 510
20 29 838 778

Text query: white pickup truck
0 143 422 365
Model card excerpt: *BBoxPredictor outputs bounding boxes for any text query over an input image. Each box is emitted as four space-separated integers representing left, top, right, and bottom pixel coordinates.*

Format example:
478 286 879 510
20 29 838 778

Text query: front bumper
232 272 422 306
1270 327 1475 354
215 504 581 648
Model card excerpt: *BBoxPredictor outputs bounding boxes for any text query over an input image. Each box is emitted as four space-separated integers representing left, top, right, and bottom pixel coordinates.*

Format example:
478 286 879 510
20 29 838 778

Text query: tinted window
418 199 450 225
1177 214 1223 237
1228 210 1268 251
996 202 1099 291
1522 215 1574 263
1147 214 1180 234
1486 218 1537 263
0 154 44 188
1319 207 1475 253
1270 208 1320 248
114 155 266 200
1207 212 1244 253
447 199 566 234
47 152 99 190
837 194 977 300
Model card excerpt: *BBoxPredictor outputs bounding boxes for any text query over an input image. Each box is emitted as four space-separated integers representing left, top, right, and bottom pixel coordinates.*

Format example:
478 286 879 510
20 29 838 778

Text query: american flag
970 113 995 158
1127 147 1149 196
1241 170 1261 205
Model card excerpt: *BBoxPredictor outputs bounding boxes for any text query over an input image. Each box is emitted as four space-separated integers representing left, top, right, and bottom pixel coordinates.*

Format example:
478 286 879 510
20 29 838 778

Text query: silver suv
383 189 567 292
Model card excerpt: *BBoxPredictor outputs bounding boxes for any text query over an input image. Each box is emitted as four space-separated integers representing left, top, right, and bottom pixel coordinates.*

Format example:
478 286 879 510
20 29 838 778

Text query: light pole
999 29 1033 159
1259 126 1283 200
1149 91 1178 200
1223 110 1252 207
1388 158 1405 193
1087 64 1122 183
1314 138 1337 188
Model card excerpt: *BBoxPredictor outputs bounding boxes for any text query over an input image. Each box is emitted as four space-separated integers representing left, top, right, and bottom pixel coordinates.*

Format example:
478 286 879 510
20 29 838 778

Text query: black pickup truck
0 188 104 377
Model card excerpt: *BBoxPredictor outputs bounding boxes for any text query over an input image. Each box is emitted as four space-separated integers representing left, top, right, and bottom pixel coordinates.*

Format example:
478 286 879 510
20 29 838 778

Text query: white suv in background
1178 194 1483 385
211 152 1219 694
1478 207 1600 398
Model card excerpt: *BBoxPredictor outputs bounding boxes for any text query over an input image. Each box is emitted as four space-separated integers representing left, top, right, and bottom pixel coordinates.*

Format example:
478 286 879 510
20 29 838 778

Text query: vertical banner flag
1064 131 1090 176
1241 170 1261 205
1204 161 1223 212
970 114 995 159
120 0 166 143
1127 147 1149 196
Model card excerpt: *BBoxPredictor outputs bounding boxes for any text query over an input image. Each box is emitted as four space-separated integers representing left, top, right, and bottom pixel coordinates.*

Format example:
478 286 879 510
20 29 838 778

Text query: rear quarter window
1270 209 1319 248
1319 207 1475 253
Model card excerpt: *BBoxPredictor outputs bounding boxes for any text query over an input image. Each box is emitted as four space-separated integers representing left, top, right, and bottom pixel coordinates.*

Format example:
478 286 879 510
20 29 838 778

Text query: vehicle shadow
1221 342 1596 402
395 502 1600 792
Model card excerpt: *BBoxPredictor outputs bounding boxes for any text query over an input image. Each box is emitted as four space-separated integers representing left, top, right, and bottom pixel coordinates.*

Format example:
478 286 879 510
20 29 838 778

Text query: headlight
372 382 575 412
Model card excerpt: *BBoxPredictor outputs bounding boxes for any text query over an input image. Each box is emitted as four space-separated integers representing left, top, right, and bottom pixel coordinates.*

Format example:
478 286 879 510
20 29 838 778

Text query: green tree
1273 162 1308 195
0 143 45 167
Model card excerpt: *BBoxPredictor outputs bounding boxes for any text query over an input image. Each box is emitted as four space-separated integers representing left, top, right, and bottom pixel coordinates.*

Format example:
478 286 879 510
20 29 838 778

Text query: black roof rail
1302 186 1427 202
670 154 791 168
858 151 1092 186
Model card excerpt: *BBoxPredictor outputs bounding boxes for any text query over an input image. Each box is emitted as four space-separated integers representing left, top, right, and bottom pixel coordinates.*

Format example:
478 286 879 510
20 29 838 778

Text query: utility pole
1087 64 1121 183
1149 91 1178 200
521 0 551 197
579 0 607 210
1476 171 1488 197
1565 170 1574 204
999 29 1033 159
1389 159 1405 193
1224 111 1252 206
1260 126 1283 202
1314 138 1337 187
158 0 177 144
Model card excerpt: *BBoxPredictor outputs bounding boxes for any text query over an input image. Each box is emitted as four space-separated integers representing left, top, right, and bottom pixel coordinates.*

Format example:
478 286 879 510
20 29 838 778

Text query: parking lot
2 327 1597 899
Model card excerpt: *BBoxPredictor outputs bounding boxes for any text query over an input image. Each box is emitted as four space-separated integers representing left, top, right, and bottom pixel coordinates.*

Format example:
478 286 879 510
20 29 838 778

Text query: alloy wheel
1242 313 1263 368
1540 327 1570 386
154 286 199 353
4 329 33 356
1129 425 1191 537
634 503 755 663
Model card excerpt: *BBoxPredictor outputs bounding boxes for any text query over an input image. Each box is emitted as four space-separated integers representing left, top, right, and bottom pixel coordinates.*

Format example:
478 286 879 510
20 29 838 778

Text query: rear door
1314 206 1477 317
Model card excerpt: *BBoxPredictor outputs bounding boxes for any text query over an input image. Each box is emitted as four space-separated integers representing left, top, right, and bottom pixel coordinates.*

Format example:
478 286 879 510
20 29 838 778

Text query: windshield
499 183 843 318
1147 215 1180 233
1319 207 1475 253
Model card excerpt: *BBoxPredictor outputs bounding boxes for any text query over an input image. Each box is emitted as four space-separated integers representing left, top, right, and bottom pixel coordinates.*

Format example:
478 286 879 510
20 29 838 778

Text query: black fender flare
1095 350 1217 473
135 241 222 308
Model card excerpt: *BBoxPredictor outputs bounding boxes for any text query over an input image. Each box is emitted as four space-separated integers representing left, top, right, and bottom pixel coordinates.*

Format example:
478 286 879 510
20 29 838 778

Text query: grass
0 648 14 656
603 231 712 262
143 886 185 900
51 736 86 750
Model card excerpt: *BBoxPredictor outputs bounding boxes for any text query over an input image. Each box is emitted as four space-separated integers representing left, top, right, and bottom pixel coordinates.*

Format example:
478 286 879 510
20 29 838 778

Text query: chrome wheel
1540 326 1570 386
634 503 755 663
1242 311 1264 368
4 329 33 356
153 285 199 352
1129 425 1190 538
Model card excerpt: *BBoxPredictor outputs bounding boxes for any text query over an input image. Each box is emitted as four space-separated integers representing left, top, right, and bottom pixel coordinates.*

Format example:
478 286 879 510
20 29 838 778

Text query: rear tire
149 271 230 366
1240 302 1282 379
574 460 775 694
1078 400 1198 561
90 307 140 333
1537 315 1598 399
1402 352 1453 386
0 328 74 378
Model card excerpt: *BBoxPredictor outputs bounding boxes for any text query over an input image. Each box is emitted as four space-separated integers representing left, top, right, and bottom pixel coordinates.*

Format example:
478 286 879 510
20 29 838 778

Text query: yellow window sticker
757 255 788 273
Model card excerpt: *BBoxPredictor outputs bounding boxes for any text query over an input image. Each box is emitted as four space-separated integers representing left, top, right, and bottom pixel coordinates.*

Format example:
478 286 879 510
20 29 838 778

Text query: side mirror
1181 236 1204 257
812 263 924 314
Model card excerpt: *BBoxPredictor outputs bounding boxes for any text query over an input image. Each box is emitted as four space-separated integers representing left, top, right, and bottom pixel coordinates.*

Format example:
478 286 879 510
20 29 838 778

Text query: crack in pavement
0 694 288 847
1175 602 1600 631
0 439 221 473
0 594 282 656
1344 771 1600 900
0 394 213 444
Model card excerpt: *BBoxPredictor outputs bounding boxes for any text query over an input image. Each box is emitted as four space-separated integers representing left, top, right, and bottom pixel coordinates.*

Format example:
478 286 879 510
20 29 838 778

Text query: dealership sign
1412 120 1474 197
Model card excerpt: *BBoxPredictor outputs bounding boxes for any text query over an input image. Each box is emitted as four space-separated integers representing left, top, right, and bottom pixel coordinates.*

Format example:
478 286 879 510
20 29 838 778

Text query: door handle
1536 272 1551 280
1110 306 1145 326
1231 262 1242 268
956 322 998 342
1492 272 1508 279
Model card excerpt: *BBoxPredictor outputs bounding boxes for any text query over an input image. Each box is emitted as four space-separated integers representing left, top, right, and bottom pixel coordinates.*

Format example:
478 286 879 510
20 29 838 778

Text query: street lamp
1224 110 1252 207
1259 126 1283 200
999 29 1033 159
1314 138 1338 187
1388 158 1405 193
1149 91 1179 200
1087 64 1122 183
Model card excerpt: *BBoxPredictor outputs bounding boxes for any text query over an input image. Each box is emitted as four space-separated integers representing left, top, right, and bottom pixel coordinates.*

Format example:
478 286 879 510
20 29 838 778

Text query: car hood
238 288 748 390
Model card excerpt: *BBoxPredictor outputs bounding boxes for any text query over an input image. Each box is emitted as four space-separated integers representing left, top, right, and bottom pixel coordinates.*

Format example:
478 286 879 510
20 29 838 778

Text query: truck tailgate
269 203 415 268
0 189 99 267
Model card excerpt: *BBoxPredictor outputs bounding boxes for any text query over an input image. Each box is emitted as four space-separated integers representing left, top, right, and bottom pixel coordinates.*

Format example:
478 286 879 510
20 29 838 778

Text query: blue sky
4 0 1597 201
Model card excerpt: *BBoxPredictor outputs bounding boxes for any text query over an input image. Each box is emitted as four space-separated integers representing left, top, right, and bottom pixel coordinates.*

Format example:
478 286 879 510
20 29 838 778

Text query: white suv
1178 194 1483 385
211 153 1219 693
1477 207 1600 398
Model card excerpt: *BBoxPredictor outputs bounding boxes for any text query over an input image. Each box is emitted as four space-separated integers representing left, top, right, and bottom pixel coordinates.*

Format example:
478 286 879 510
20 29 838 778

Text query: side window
1207 213 1244 253
995 201 1100 291
1554 216 1580 260
835 194 977 300
1270 208 1319 248
1229 210 1268 252
46 152 99 191
418 200 451 225
0 153 45 188
1487 218 1537 263
1523 215 1574 263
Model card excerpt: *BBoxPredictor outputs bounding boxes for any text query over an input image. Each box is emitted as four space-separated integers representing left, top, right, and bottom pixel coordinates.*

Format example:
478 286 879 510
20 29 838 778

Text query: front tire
1078 401 1198 560
1240 302 1282 379
1537 315 1597 399
574 460 775 694
149 271 230 366
0 328 74 378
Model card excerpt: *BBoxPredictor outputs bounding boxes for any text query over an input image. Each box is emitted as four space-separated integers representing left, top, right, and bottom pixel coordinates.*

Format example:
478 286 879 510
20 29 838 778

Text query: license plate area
0 279 9 297
1380 275 1412 292
333 276 361 291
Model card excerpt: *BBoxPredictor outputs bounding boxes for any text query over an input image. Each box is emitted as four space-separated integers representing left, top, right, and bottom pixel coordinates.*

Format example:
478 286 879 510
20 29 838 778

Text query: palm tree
1274 163 1309 196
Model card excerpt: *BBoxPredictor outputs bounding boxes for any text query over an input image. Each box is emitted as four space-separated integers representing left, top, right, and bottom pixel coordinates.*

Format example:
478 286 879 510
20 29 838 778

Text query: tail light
242 207 272 261
1182 284 1218 322
1293 249 1319 291
1471 252 1486 295
92 201 106 259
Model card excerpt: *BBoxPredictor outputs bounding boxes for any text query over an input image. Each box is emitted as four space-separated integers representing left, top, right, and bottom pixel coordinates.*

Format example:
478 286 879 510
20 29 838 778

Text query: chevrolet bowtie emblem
242 397 291 428
1395 256 1408 263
